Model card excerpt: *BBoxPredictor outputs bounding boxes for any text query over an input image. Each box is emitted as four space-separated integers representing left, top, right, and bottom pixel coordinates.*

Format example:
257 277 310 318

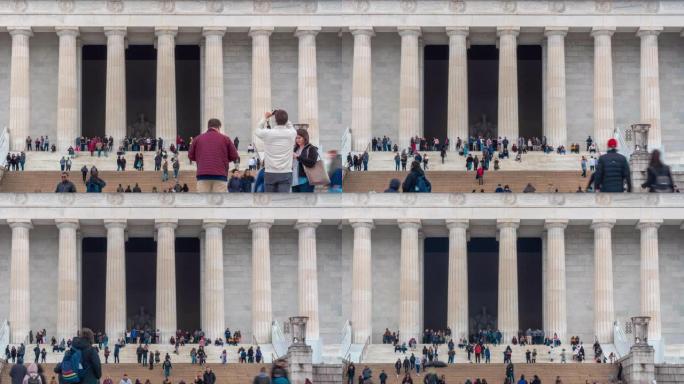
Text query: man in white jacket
255 109 297 192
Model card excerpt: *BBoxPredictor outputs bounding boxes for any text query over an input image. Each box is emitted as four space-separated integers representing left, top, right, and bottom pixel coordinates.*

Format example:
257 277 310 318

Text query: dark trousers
265 172 292 193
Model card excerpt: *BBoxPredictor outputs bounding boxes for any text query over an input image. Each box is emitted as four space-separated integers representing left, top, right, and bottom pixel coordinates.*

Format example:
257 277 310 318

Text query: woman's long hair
648 149 665 169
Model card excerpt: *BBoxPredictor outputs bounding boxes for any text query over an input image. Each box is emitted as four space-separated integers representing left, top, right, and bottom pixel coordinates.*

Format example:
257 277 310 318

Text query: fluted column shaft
105 28 127 144
351 219 373 343
56 28 80 152
105 220 127 339
497 28 519 142
250 28 273 149
443 220 467 340
8 28 32 151
155 220 178 341
638 220 662 341
155 28 178 148
351 28 374 152
296 28 321 146
638 28 662 149
592 219 615 343
8 219 32 343
592 28 615 152
250 220 274 343
202 220 226 340
497 219 519 341
398 27 421 149
447 28 468 150
203 28 226 126
544 28 568 148
398 219 421 342
56 219 79 341
296 220 321 341
544 220 568 343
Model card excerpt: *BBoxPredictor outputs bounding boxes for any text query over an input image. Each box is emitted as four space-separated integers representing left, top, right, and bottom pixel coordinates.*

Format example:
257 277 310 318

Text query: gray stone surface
565 33 594 146
29 33 59 141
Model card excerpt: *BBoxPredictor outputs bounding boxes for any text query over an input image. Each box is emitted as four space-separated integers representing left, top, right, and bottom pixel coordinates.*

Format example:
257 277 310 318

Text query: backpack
27 374 41 384
61 348 85 383
415 175 431 193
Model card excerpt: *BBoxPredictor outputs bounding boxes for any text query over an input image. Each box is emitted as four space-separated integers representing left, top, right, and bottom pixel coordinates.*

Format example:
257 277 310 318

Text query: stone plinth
288 344 314 384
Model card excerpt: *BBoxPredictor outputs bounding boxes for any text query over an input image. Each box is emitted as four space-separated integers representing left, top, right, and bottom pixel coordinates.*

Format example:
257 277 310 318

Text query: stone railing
0 193 682 222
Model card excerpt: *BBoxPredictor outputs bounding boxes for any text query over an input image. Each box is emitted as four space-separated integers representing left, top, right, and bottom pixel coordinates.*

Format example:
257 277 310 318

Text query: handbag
302 148 330 186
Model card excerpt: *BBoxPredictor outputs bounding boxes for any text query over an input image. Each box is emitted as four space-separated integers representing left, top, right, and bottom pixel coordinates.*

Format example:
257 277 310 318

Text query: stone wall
656 364 684 384
313 363 343 384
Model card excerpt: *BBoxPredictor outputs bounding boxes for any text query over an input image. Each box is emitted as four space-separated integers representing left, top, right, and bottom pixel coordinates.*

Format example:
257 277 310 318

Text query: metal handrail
360 335 372 363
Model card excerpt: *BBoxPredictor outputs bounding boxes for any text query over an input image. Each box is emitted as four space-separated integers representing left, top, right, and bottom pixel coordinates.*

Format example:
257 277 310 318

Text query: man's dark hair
207 119 222 129
274 110 288 126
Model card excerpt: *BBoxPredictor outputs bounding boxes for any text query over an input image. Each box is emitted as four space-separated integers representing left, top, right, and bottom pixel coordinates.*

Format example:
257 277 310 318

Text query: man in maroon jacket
188 118 239 192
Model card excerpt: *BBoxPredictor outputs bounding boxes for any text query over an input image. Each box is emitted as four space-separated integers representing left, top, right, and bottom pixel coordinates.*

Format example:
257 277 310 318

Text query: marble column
591 27 616 152
446 27 468 150
8 219 32 343
544 219 568 343
296 27 321 146
446 219 469 340
350 27 374 152
250 27 273 149
56 27 80 152
398 219 421 342
638 219 662 341
350 219 374 343
199 232 206 332
637 27 663 150
497 219 519 341
250 219 274 343
497 27 520 143
104 219 127 339
591 219 615 343
544 27 568 148
155 219 178 341
8 28 32 151
155 27 178 148
105 27 127 144
398 27 421 149
203 27 226 127
295 219 321 341
202 220 226 340
56 219 79 341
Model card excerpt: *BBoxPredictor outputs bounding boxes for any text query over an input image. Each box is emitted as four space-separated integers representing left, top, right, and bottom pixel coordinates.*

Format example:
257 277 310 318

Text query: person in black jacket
292 129 319 193
641 149 674 192
55 328 102 384
593 138 631 192
402 161 431 193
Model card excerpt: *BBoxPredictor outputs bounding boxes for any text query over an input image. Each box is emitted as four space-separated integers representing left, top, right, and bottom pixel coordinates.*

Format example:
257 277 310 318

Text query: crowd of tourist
4 152 26 171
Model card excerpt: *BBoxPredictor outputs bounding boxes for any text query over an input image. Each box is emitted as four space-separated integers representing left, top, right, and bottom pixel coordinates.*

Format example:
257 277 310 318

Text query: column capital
496 27 520 37
295 219 321 230
636 27 663 38
202 219 226 230
349 219 374 229
55 27 79 37
446 219 469 230
544 27 569 37
637 219 662 230
8 27 33 37
397 219 421 230
104 27 127 37
249 27 274 37
397 26 421 37
154 27 178 37
202 27 226 37
350 27 375 37
154 219 178 229
497 219 520 229
591 219 615 229
294 27 321 38
249 219 274 230
446 26 469 37
103 219 127 230
591 26 616 37
8 219 32 229
55 219 79 230
544 219 569 230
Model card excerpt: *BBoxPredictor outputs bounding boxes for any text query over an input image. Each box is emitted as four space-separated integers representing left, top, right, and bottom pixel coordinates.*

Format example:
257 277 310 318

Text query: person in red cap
593 138 631 192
